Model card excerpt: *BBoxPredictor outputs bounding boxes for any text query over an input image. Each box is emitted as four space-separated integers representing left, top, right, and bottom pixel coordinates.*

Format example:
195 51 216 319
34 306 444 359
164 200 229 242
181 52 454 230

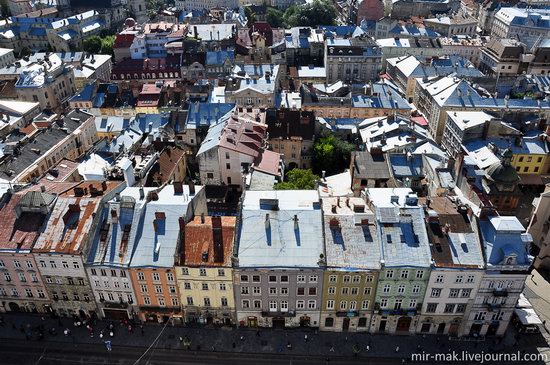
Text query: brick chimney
212 216 224 263
178 217 186 264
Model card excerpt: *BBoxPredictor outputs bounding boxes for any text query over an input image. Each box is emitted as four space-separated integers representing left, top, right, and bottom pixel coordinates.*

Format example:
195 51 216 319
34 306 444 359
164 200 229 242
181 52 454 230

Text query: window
137 272 145 281
4 272 11 281
187 297 194 305
52 292 58 300
431 288 441 298
426 303 438 313
366 275 374 283
26 260 33 268
219 283 226 291
297 287 305 296
199 268 207 276
37 289 45 298
308 300 316 309
342 287 349 295
240 275 249 282
218 269 225 277
78 278 84 286
169 286 176 294
466 275 475 283
166 272 174 282
380 299 388 308
123 282 130 289
241 287 249 295
309 275 318 283
204 298 211 307
361 300 370 310
351 287 358 295
343 275 351 283
435 275 444 283
253 300 261 309
297 275 306 282
25 288 33 297
18 272 26 282
280 275 288 283
409 299 417 309
329 275 337 283
13 260 21 268
296 300 305 309
120 271 126 278
202 283 209 291
325 318 334 327
152 272 160 281
269 300 277 311
455 275 464 283
39 260 46 268
73 262 80 269
252 275 260 282
411 284 421 294
416 270 424 279
158 297 165 306
352 275 361 283
50 261 57 269
309 287 317 296
253 287 261 295
456 304 466 313
281 287 288 295
386 270 394 279
181 268 189 275
461 289 472 298
397 284 406 294
269 275 277 283
327 300 335 309
269 287 277 295
394 299 402 310
172 297 179 306
339 301 347 310
401 270 409 279
103 280 110 288
444 304 455 313
62 261 68 269
383 284 391 293
449 289 460 298
349 301 357 310
45 276 52 284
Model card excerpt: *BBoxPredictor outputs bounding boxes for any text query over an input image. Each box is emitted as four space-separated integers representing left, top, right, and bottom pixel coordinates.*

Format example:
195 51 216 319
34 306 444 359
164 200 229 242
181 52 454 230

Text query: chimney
173 181 183 195
188 180 195 195
101 180 107 191
139 187 145 200
212 216 224 263
201 212 205 224
293 215 299 231
40 185 46 193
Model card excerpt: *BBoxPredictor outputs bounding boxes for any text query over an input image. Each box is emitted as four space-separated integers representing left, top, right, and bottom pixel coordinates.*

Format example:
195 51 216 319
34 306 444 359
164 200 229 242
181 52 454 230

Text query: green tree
100 35 115 56
266 8 284 28
312 134 354 175
244 6 256 26
275 169 319 190
283 0 337 27
82 36 102 54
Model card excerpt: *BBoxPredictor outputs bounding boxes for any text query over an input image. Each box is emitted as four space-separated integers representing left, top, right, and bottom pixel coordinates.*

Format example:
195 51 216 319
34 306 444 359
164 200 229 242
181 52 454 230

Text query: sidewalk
0 312 547 361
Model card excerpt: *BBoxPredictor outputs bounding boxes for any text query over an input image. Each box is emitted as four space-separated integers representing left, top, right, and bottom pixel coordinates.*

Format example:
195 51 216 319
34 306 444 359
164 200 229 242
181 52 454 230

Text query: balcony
493 288 508 297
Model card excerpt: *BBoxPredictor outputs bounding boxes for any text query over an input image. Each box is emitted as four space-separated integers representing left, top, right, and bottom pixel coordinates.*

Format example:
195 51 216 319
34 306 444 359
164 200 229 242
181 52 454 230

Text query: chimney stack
201 212 205 224
293 215 299 231
188 180 195 195
102 180 107 191
212 216 224 263
139 187 145 200
174 181 183 195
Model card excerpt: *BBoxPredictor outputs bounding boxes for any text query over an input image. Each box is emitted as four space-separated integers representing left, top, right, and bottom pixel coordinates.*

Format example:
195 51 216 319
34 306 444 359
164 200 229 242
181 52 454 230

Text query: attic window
155 212 166 220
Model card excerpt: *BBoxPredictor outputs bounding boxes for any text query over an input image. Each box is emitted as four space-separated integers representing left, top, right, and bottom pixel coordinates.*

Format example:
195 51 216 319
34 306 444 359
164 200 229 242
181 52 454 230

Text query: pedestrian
110 331 114 337
366 345 370 352
211 345 216 352
256 330 261 337
395 346 400 353
179 336 183 343
128 324 132 333
240 335 245 342
287 341 292 350
304 334 308 343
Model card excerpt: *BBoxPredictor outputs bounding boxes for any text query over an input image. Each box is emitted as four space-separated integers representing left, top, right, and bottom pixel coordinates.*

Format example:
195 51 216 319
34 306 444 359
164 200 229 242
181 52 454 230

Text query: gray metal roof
237 190 324 268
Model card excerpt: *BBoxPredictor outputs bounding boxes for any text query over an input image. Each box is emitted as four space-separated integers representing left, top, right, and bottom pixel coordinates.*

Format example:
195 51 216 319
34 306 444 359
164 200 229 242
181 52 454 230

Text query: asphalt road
0 338 411 365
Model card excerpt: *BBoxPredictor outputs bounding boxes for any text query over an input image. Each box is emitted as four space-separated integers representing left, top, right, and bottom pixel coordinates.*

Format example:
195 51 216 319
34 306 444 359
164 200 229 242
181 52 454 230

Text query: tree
266 8 284 28
82 36 102 54
100 35 115 56
275 169 319 190
283 0 337 28
244 6 256 26
312 134 354 175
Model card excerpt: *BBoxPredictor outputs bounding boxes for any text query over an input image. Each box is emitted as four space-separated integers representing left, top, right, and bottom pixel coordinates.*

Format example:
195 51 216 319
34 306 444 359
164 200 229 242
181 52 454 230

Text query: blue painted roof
205 50 234 66
28 27 47 36
133 113 169 133
352 83 411 109
321 25 358 37
186 102 235 129
70 83 95 102
480 216 531 267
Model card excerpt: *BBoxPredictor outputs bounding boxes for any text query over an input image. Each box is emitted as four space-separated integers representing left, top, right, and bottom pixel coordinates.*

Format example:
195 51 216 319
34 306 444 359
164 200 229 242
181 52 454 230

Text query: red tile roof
114 33 135 49
0 193 48 250
181 216 236 267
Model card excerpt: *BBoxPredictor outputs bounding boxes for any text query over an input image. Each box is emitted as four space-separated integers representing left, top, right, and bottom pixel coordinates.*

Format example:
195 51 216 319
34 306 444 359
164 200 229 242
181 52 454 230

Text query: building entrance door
342 317 350 331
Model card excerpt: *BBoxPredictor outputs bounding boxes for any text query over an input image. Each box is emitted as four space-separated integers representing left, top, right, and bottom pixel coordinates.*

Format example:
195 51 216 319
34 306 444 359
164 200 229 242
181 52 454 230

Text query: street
0 312 548 365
